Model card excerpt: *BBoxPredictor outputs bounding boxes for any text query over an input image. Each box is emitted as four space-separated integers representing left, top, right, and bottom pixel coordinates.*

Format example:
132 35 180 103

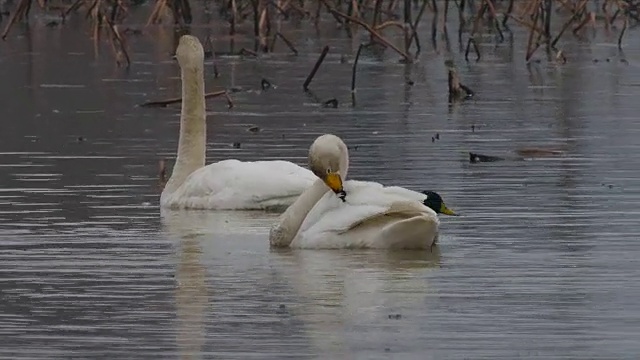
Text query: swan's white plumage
288 180 440 249
161 159 316 210
269 134 455 250
160 35 315 211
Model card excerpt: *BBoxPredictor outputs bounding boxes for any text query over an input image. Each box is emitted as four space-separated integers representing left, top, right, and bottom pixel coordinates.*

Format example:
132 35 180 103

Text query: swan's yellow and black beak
440 203 458 216
324 172 343 193
324 172 346 201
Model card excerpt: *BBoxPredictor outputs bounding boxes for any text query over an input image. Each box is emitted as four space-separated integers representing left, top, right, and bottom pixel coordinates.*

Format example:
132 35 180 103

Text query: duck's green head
421 191 458 216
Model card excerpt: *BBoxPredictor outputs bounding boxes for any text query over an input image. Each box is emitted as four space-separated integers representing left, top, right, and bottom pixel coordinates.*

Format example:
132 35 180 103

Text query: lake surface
1 5 640 359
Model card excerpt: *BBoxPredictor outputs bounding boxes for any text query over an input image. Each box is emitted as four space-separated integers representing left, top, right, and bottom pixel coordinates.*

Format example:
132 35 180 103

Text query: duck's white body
269 134 449 250
160 35 314 211
160 159 315 210
288 180 439 249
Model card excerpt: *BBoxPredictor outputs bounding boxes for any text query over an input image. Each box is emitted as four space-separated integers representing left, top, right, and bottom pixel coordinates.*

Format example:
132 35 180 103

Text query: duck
160 35 316 211
269 134 458 250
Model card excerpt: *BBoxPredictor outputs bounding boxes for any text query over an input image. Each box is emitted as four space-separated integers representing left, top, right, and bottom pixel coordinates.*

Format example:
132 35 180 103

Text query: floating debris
261 78 273 90
515 148 563 157
140 90 233 108
469 152 505 163
322 98 338 108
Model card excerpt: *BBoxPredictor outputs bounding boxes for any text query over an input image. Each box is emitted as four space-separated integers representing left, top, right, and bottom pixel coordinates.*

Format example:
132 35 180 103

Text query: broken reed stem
573 12 592 34
351 43 364 94
502 0 514 28
270 32 298 55
407 0 428 55
319 0 344 25
464 38 480 61
375 20 404 31
102 15 130 67
403 0 411 54
146 0 166 25
258 1 270 51
551 0 588 48
602 0 611 31
525 1 542 62
229 0 237 35
204 36 219 78
444 0 450 25
482 0 503 42
223 92 234 108
1 0 32 39
326 7 411 62
543 0 552 46
239 47 258 56
430 0 437 48
618 14 628 49
303 45 329 91
140 90 229 107
64 0 84 17
372 0 383 29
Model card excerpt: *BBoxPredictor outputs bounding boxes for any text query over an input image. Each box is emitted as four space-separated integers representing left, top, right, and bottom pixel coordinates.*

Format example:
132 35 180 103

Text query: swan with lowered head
269 134 458 249
160 35 316 210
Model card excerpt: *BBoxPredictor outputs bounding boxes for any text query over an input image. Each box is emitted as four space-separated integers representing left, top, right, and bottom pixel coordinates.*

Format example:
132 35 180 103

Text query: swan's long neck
163 65 206 195
270 146 350 247
269 179 330 247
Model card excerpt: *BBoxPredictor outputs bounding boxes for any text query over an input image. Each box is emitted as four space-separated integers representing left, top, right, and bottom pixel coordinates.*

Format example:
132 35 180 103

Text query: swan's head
308 134 348 198
176 35 204 71
421 191 458 216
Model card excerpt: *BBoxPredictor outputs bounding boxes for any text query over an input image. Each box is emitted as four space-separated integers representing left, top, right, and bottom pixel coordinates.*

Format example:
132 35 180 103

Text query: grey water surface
1 7 640 359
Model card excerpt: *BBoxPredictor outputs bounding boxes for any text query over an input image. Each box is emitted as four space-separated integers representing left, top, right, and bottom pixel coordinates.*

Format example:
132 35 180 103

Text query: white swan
269 134 458 250
160 35 316 211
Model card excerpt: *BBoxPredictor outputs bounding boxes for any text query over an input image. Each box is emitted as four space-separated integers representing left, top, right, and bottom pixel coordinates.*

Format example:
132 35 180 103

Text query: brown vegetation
2 0 637 99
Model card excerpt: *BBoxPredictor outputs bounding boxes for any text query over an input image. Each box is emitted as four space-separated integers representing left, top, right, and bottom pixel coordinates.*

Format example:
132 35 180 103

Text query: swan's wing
368 184 427 203
170 159 317 210
292 181 438 248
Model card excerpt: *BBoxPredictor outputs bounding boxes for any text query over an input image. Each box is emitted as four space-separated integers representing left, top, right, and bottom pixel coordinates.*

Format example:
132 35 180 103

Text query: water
1 6 640 359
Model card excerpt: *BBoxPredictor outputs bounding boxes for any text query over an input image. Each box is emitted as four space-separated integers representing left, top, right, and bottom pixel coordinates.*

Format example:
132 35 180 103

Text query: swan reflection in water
161 208 281 359
270 247 441 355
161 208 442 357
174 233 207 360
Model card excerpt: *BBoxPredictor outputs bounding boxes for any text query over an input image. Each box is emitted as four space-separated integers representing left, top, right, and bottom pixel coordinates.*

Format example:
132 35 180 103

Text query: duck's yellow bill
324 172 343 193
440 203 458 216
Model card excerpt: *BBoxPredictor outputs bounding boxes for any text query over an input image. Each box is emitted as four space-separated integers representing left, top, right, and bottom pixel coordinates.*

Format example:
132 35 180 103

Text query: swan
269 134 458 250
160 35 316 211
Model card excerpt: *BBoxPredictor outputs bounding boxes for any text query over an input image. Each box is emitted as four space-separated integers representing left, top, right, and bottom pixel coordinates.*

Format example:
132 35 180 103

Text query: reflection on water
175 232 207 360
1 8 640 359
163 210 442 359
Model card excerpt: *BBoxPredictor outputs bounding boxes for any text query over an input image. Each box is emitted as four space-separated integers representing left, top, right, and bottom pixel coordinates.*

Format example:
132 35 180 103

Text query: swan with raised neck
160 35 316 210
162 35 206 198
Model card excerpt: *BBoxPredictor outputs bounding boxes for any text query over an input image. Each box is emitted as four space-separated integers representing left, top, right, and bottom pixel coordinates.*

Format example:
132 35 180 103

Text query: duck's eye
326 168 332 174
